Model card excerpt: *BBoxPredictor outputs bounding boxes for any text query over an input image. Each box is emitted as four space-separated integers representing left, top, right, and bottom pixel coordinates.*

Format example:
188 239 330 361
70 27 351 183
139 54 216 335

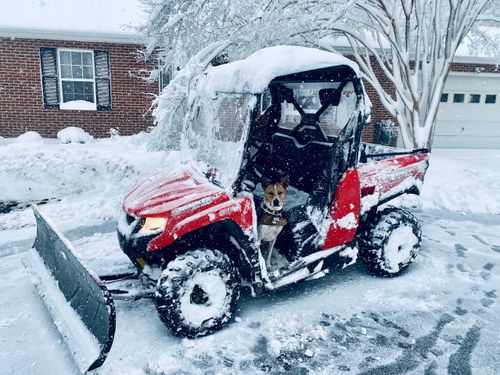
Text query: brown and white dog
257 176 288 270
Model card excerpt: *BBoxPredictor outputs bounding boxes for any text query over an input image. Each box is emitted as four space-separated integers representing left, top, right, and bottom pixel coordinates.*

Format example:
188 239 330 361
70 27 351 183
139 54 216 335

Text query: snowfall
0 130 499 375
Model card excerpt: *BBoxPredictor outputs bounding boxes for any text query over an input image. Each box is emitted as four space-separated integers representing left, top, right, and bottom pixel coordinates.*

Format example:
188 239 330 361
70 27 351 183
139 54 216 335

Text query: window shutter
39 47 60 109
94 50 112 110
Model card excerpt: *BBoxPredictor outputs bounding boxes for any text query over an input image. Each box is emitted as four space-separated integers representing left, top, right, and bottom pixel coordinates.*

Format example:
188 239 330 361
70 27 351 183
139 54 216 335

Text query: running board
23 207 116 373
265 246 358 291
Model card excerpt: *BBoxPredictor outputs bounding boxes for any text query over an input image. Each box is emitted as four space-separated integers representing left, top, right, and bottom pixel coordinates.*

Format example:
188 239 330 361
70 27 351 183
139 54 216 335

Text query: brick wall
353 56 396 144
0 37 157 138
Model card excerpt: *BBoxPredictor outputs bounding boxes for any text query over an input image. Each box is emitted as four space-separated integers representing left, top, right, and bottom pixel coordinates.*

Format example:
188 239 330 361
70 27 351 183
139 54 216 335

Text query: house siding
0 37 156 138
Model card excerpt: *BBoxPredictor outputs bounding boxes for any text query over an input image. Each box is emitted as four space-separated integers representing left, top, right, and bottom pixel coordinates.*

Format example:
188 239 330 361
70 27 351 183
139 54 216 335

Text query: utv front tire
359 208 421 277
155 249 240 338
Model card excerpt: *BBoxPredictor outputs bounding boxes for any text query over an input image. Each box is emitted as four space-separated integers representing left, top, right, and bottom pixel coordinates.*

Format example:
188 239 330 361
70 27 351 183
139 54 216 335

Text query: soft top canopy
199 45 361 95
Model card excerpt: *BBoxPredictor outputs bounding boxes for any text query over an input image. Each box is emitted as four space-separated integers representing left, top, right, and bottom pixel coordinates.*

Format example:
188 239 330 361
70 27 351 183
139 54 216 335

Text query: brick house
1 1 498 148
0 0 158 138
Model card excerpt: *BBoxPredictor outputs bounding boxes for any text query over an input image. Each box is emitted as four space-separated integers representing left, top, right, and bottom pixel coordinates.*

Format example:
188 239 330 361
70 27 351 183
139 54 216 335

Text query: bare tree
316 0 499 148
142 0 500 149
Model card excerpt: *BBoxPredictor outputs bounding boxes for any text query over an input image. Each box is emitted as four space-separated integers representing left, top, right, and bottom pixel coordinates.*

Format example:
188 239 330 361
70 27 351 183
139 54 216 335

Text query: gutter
0 26 146 45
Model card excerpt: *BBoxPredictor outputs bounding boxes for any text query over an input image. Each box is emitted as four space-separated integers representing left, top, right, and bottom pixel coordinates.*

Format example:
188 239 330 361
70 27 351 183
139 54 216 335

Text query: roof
199 45 361 95
320 29 499 64
0 0 147 44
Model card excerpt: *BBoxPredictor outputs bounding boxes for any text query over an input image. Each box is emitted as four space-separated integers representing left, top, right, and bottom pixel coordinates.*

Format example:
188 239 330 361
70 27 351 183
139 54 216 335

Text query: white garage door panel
433 135 500 149
434 73 500 149
439 108 499 122
442 75 499 91
436 122 500 137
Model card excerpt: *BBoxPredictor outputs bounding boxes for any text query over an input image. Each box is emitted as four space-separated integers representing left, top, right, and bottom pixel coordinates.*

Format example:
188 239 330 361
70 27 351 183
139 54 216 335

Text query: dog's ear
261 175 272 189
280 174 290 189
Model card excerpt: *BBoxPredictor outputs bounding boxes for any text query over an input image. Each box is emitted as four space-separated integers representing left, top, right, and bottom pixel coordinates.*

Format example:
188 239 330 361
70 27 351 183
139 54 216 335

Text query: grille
126 213 136 225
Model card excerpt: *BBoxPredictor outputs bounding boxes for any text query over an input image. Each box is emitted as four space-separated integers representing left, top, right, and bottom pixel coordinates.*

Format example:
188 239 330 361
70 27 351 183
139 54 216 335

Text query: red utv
26 46 429 372
117 46 429 337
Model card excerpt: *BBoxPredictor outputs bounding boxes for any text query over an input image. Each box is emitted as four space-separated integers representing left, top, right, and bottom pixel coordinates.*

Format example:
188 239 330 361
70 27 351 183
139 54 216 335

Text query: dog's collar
260 201 283 216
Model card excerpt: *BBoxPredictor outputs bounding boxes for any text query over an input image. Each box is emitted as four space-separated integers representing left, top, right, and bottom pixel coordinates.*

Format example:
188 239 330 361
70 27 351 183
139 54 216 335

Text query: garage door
433 73 500 149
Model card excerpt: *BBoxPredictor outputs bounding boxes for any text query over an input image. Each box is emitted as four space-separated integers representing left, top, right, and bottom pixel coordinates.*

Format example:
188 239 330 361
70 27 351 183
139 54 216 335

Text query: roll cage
234 66 368 208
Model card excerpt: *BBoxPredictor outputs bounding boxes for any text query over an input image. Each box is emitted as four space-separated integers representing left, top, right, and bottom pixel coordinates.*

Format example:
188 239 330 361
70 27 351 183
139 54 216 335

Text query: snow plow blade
23 207 115 373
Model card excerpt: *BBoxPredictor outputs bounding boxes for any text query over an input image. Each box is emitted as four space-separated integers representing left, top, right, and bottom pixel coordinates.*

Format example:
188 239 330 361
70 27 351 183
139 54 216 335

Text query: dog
257 176 288 270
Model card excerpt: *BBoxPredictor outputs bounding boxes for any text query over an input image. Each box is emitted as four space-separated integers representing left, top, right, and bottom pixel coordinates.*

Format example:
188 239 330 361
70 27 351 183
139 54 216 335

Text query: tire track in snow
359 313 455 375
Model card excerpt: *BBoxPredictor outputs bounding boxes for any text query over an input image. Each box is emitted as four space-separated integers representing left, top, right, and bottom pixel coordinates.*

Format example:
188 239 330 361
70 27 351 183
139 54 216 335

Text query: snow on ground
0 137 499 374
0 133 179 250
419 149 500 215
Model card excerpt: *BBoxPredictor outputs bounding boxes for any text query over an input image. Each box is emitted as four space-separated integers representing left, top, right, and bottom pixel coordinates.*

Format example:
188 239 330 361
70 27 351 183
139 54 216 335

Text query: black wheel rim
190 284 210 305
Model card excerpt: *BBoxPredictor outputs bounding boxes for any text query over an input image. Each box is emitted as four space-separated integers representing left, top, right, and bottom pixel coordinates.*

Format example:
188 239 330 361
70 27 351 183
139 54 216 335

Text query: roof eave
0 26 146 45
331 45 499 66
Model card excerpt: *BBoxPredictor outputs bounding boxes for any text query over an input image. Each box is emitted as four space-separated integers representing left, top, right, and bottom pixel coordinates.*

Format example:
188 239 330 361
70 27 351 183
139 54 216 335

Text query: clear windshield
181 93 257 188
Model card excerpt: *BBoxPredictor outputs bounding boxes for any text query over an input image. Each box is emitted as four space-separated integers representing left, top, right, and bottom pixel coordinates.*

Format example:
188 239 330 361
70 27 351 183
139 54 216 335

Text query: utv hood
123 168 224 218
121 167 254 252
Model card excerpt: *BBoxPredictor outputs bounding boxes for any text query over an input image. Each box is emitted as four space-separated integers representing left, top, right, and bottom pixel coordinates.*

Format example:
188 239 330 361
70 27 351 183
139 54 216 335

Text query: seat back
270 133 333 194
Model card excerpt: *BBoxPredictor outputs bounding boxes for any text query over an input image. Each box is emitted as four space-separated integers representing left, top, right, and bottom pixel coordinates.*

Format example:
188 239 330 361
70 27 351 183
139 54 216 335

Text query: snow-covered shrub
109 128 120 140
15 131 43 144
57 127 93 144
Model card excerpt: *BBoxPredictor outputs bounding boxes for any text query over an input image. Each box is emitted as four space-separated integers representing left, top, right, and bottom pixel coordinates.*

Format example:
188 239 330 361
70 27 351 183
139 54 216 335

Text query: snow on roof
200 45 361 95
0 0 147 43
320 29 499 62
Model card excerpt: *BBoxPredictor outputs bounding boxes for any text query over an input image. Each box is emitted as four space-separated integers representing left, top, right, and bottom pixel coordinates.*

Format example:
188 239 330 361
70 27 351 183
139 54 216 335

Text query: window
469 94 481 104
453 93 465 103
158 64 172 93
39 48 111 111
260 88 272 114
440 93 449 103
485 94 497 104
59 50 95 109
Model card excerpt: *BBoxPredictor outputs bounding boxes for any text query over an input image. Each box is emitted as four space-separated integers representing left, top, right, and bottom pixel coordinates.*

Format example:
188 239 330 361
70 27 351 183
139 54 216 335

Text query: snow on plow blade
23 207 115 373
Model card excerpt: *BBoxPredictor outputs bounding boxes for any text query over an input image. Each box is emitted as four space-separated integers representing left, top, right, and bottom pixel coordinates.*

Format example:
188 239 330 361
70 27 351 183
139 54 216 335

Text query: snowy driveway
1 209 499 374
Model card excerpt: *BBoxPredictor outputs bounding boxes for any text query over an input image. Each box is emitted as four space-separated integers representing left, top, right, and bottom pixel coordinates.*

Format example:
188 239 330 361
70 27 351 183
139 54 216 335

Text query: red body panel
122 152 429 254
358 153 429 212
322 169 361 249
123 168 254 252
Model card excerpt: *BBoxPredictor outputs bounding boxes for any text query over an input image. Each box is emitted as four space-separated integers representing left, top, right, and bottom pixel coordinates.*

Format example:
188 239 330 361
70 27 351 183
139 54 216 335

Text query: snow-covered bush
15 131 43 144
109 128 120 140
57 127 93 144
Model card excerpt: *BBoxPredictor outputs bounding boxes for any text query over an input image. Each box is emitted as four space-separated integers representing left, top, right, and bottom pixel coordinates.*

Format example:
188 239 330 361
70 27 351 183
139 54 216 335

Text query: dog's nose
273 199 280 207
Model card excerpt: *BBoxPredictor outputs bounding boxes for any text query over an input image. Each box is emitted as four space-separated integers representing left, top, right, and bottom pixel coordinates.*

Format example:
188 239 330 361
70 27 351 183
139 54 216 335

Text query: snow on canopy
151 45 370 190
199 45 362 96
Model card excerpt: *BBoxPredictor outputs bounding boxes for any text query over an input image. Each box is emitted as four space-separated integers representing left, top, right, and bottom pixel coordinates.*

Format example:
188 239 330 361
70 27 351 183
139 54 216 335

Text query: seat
270 133 333 195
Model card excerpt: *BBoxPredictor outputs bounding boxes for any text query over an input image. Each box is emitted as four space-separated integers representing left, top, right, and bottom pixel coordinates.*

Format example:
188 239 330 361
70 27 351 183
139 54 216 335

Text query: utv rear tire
155 249 240 338
359 208 421 277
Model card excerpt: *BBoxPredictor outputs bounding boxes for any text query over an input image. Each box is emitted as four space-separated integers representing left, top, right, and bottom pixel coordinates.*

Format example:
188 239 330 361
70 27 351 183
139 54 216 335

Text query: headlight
140 217 167 234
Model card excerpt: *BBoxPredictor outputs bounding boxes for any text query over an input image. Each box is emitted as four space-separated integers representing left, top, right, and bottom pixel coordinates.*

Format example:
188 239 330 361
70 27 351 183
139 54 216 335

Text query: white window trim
57 48 97 111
